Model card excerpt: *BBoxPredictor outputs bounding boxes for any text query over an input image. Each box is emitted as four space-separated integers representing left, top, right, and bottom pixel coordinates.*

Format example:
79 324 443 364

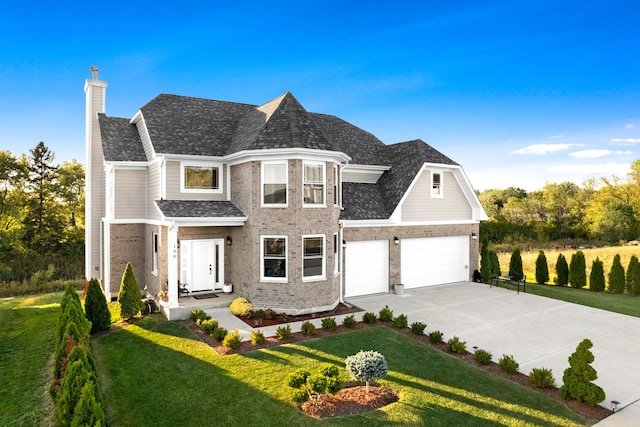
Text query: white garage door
345 240 389 297
401 236 469 289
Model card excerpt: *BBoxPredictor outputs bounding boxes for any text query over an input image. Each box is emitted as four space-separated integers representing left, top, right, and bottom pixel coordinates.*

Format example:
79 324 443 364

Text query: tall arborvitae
84 278 111 333
535 250 549 284
608 254 626 293
626 255 640 296
489 250 501 276
559 339 605 405
118 262 144 320
555 253 569 286
479 235 492 282
508 248 523 281
569 251 587 288
589 258 605 292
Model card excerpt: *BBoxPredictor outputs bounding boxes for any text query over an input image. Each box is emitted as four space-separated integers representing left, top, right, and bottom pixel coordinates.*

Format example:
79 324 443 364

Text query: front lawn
93 315 589 426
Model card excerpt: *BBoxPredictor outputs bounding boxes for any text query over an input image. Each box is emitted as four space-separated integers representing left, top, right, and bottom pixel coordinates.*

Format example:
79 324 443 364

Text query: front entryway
180 239 225 292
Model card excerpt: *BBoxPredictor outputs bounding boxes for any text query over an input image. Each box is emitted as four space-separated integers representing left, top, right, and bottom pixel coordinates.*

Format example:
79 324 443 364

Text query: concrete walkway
207 282 640 426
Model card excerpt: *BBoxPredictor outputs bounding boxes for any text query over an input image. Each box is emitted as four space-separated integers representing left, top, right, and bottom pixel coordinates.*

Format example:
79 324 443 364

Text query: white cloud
625 124 635 129
511 143 581 155
610 138 640 145
549 162 630 175
570 149 613 159
550 134 566 139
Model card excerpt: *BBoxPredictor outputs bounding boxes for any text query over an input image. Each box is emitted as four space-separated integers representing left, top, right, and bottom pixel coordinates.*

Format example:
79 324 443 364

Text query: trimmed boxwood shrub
342 314 357 328
393 314 408 329
321 317 337 331
378 305 393 322
229 297 253 316
301 321 316 336
529 367 555 388
429 330 444 344
212 327 228 342
362 312 377 324
498 354 519 374
410 321 426 335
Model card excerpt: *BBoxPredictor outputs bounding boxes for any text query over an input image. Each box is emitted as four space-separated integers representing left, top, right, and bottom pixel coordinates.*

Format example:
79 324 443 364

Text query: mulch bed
184 318 612 422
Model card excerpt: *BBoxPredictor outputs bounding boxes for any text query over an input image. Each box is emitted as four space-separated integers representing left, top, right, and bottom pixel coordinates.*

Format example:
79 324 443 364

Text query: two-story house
85 67 487 320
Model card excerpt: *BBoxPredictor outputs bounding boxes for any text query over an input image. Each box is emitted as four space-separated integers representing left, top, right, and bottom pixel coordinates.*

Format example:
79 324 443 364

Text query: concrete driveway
348 282 640 426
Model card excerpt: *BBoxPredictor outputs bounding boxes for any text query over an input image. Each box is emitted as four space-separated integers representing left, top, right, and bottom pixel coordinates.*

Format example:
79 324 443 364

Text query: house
84 67 488 320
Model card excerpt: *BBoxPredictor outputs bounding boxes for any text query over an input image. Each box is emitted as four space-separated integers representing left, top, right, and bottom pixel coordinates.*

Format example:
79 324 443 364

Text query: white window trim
302 234 326 282
180 161 223 194
151 232 159 276
260 235 288 283
431 170 443 198
333 232 340 276
261 161 288 207
303 160 326 207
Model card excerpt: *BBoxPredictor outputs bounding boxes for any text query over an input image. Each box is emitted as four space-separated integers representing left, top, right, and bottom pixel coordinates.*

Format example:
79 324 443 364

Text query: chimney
90 65 99 80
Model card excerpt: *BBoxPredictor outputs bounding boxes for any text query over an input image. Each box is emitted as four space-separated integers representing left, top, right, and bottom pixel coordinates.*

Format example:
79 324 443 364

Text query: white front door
180 239 225 292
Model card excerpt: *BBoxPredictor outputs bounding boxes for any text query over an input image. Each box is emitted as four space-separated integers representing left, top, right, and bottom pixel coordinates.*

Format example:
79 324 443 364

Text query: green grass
0 292 62 426
93 316 589 426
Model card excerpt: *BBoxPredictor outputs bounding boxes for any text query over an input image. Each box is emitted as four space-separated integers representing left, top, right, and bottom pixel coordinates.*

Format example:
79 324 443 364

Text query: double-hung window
261 236 287 281
151 232 159 275
431 171 443 198
303 161 325 206
262 162 287 206
181 162 222 193
303 235 325 280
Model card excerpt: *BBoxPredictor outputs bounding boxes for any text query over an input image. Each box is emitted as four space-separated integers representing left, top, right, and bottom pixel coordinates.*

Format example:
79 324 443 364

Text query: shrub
345 350 388 392
569 251 587 288
321 317 337 331
190 309 210 322
378 305 393 322
250 330 265 345
608 254 626 293
212 327 228 342
627 255 640 295
498 354 519 374
429 330 444 344
276 325 292 340
559 338 605 404
229 297 253 316
31 264 56 289
287 369 310 389
589 258 605 292
70 379 105 427
290 389 308 404
529 367 555 388
117 262 144 320
474 349 493 365
509 248 524 281
480 236 492 282
556 254 569 286
84 278 111 333
489 250 501 277
320 364 339 378
222 329 241 349
393 314 408 329
362 312 377 324
287 365 343 405
199 318 219 335
410 321 426 335
535 250 549 284
446 336 467 354
301 321 316 336
342 314 357 328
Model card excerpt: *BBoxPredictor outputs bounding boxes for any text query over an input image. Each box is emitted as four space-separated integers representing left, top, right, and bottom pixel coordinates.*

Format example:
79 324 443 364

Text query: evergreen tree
626 255 640 296
479 236 492 282
589 258 605 292
608 254 626 293
488 250 501 276
508 248 523 281
559 338 605 405
85 277 111 333
118 262 144 320
535 250 549 284
569 251 587 288
555 253 569 286
70 380 105 427
55 353 92 427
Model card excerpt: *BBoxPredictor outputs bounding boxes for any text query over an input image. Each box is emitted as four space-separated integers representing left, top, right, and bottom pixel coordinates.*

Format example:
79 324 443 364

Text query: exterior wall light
394 236 400 245
226 236 232 246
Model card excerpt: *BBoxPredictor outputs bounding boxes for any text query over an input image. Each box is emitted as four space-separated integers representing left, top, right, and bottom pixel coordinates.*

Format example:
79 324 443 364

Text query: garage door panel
401 236 468 289
345 240 388 297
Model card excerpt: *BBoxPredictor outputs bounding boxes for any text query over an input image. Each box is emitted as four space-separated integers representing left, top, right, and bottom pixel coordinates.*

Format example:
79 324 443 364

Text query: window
151 232 159 275
303 235 325 280
181 162 222 193
261 236 287 281
333 233 340 275
431 171 442 197
303 162 325 205
262 162 287 205
333 165 339 206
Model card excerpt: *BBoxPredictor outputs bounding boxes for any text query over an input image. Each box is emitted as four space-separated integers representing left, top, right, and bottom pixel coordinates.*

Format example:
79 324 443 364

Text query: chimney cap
90 66 99 80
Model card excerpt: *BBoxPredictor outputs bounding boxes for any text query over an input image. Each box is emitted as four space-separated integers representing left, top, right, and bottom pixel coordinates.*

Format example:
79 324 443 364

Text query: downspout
338 160 349 306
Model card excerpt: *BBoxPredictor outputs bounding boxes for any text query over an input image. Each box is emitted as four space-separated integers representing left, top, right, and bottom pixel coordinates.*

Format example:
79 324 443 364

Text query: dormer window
303 161 325 206
431 171 442 197
181 162 222 193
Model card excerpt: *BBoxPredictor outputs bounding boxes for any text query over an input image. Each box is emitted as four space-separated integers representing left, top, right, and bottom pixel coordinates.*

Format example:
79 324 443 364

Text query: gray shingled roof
98 114 146 161
340 183 389 220
155 200 246 218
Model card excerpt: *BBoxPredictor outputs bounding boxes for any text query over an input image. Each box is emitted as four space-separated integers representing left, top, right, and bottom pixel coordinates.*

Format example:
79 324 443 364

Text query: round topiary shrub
301 321 316 336
229 297 253 316
345 350 388 392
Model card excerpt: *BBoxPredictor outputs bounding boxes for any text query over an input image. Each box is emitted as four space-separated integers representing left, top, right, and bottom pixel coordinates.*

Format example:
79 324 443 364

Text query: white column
167 225 179 308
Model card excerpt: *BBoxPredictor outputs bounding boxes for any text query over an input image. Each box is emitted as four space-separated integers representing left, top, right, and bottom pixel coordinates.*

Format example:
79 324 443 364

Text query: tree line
0 142 84 282
479 159 640 246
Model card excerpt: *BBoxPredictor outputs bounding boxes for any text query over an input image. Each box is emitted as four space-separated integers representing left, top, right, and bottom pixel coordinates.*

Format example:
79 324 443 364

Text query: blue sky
1 0 639 191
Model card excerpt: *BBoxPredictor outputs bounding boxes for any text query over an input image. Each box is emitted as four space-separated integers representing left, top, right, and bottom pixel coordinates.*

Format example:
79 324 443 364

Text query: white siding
147 162 162 220
165 160 228 200
114 169 147 218
401 170 471 222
